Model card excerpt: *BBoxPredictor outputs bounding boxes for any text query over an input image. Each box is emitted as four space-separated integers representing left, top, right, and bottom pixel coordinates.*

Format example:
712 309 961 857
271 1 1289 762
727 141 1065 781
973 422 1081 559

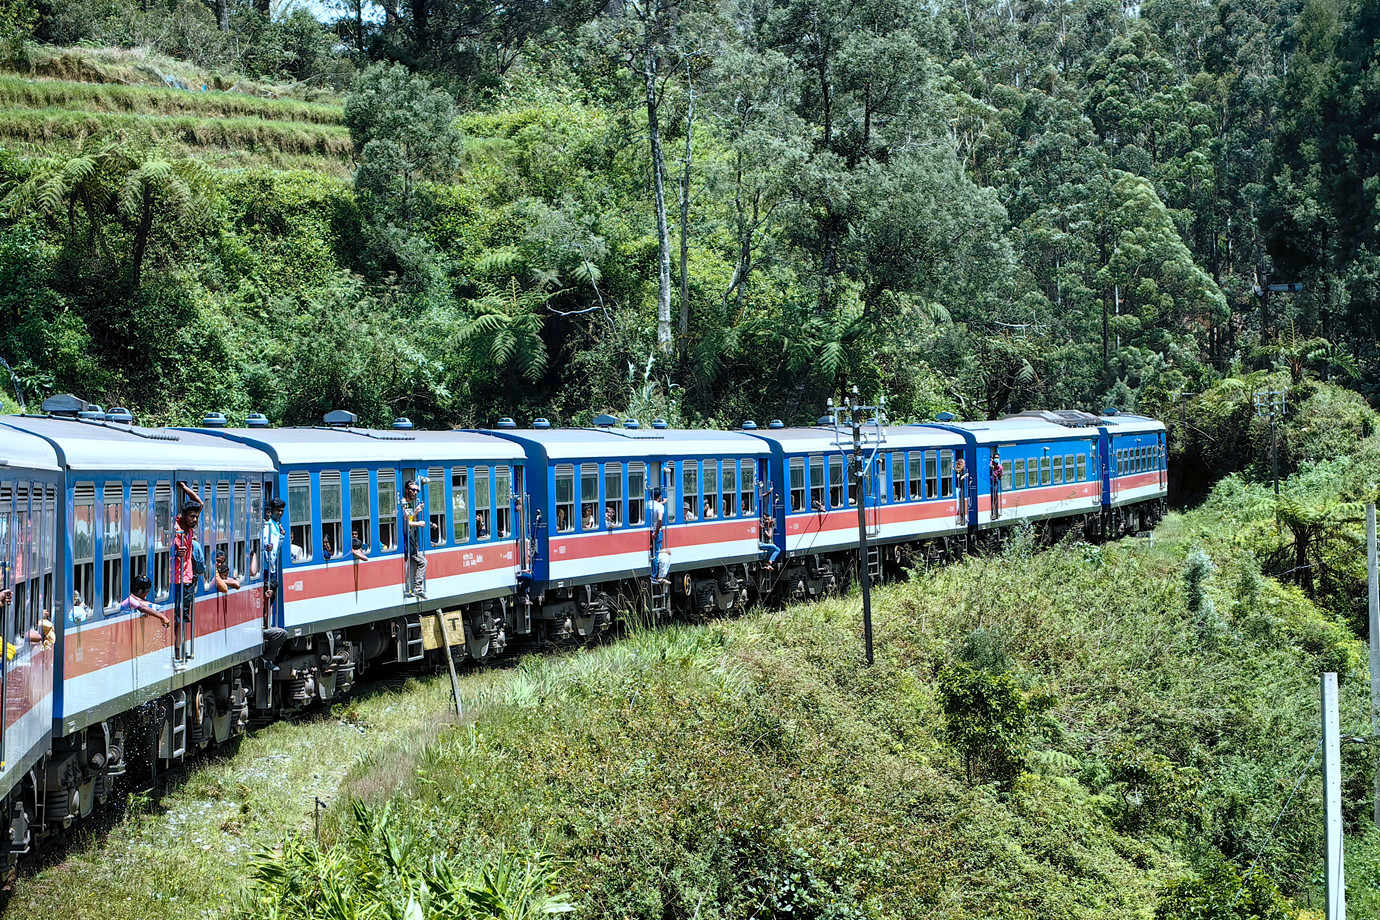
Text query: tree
345 63 461 227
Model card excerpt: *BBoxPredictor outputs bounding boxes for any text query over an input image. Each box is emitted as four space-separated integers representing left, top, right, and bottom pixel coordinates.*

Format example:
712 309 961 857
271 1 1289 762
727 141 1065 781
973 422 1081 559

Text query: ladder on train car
865 546 883 583
163 689 188 761
397 615 426 663
650 579 671 619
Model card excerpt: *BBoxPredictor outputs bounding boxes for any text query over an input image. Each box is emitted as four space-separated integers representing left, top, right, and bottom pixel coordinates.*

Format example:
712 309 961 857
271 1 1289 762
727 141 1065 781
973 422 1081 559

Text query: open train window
925 452 938 499
249 480 263 580
908 452 923 499
318 471 342 559
1076 454 1087 481
152 482 172 601
891 452 904 501
940 452 954 498
426 467 446 547
827 456 844 508
699 461 718 518
741 460 755 516
102 482 124 612
213 480 233 585
809 457 825 510
555 466 574 532
497 466 513 538
580 464 599 531
43 485 55 618
788 458 804 512
349 470 370 557
604 464 623 527
74 482 96 614
378 475 397 551
287 471 312 562
233 481 248 581
475 467 492 540
723 461 738 517
0 486 9 613
683 461 700 520
1052 456 1064 485
628 463 646 525
451 468 470 544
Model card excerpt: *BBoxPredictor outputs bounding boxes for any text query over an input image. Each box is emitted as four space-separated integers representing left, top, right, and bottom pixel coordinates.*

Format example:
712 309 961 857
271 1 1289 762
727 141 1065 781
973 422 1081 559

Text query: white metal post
1323 671 1346 920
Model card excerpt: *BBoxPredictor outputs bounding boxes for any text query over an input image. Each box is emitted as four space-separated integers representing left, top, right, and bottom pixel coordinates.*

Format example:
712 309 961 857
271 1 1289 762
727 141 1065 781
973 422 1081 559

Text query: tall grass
0 75 344 124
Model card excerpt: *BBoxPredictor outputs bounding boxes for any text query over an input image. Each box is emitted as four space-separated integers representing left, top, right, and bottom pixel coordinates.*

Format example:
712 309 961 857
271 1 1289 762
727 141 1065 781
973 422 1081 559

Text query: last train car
1097 411 1168 534
1 396 275 852
195 412 529 685
0 424 60 865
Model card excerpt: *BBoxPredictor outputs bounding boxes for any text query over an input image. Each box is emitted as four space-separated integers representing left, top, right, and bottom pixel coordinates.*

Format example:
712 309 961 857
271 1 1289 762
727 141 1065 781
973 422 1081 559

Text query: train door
512 465 530 573
0 478 11 756
1158 433 1166 490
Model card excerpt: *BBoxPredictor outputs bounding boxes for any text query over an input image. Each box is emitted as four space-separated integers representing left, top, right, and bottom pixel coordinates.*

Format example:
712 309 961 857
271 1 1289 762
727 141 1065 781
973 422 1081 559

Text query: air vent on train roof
247 413 270 428
201 412 227 428
937 411 955 421
769 420 784 429
652 418 669 429
78 404 106 420
392 417 414 430
106 407 135 424
623 419 640 429
41 393 87 417
740 420 758 430
324 410 359 427
496 418 516 429
532 418 551 429
593 414 618 428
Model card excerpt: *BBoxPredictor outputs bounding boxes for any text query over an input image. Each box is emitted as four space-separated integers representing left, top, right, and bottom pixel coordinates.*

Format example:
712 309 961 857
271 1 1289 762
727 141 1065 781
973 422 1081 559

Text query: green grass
7 505 1377 919
0 75 344 125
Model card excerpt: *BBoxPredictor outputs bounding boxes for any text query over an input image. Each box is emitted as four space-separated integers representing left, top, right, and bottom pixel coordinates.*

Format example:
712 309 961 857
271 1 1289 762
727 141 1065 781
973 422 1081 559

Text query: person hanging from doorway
649 487 666 559
259 497 288 673
402 479 427 599
171 481 205 662
758 510 780 571
955 455 970 521
988 450 1004 521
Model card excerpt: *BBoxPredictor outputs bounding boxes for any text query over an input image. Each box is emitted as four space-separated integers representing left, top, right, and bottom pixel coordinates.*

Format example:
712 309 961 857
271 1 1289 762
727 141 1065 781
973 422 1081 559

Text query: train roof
0 423 62 472
741 425 965 454
190 427 525 465
1 415 274 473
485 427 770 461
1097 414 1165 434
931 417 1102 445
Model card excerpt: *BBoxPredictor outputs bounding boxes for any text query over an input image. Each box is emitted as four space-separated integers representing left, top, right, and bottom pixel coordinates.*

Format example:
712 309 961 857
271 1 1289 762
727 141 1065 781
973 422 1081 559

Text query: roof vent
623 419 641 429
324 409 359 427
652 418 669 430
741 420 758 430
41 393 87 417
392 417 414 430
106 407 135 424
78 404 106 420
496 417 517 429
532 418 551 429
246 413 269 428
769 419 785 429
1103 407 1119 416
201 412 227 428
593 414 618 428
936 411 955 422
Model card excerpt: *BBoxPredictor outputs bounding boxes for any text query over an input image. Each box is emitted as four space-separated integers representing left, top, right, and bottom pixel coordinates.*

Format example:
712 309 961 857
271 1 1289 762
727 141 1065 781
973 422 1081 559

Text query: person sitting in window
556 508 569 532
70 590 93 625
702 497 717 519
582 504 597 530
122 574 170 630
213 550 241 593
476 510 490 539
322 532 336 560
351 528 369 563
683 499 697 521
605 503 619 527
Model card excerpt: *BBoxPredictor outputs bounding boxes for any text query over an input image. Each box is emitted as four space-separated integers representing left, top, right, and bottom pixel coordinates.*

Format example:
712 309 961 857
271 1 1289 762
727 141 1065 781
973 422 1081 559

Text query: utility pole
1369 503 1379 826
827 388 886 666
1253 388 1287 496
1322 671 1345 920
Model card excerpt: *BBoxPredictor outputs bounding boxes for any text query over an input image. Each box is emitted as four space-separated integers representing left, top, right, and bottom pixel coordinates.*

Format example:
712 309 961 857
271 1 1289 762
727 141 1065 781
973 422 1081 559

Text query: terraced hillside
0 58 352 175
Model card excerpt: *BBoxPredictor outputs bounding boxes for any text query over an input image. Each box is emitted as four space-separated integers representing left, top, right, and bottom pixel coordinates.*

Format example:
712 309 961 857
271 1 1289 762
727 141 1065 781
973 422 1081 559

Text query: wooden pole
434 613 464 719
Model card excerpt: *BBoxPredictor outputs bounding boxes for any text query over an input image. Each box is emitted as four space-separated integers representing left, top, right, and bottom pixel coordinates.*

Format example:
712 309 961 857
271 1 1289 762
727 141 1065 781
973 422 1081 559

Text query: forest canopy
0 0 1376 430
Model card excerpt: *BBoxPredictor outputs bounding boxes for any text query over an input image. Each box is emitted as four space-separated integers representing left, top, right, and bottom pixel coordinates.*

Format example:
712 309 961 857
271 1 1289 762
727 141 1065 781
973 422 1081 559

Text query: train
0 397 1166 867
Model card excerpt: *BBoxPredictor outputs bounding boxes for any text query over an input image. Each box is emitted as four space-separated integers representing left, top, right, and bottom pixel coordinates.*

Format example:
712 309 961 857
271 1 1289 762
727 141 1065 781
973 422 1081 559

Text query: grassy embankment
7 500 1379 919
0 50 351 174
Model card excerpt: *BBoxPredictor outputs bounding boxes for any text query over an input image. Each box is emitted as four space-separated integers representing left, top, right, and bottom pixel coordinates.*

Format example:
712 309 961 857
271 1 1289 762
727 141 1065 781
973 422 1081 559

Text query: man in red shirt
172 481 205 661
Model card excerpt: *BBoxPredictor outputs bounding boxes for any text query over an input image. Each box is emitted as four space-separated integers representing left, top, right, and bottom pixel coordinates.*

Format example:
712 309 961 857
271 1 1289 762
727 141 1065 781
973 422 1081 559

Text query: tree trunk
646 52 673 357
216 0 229 32
677 75 694 351
412 0 429 50
130 186 154 290
254 0 270 16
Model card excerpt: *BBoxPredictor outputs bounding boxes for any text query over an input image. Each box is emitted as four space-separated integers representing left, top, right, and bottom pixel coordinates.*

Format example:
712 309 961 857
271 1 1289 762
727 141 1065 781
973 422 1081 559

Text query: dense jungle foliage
0 0 1377 431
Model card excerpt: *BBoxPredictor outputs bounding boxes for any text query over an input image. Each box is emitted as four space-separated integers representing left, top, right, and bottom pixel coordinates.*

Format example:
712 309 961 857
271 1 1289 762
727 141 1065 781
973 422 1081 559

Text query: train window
1052 456 1064 485
890 452 904 501
1040 456 1051 485
682 461 699 520
103 482 124 612
43 485 56 619
426 467 446 547
604 464 623 527
1076 454 1088 481
1120 450 1127 475
74 482 96 613
249 480 264 580
497 466 513 538
940 452 954 498
0 486 9 614
1064 455 1075 481
704 461 721 519
925 452 938 500
378 475 398 551
741 460 755 516
451 469 470 544
786 459 803 512
476 467 493 540
349 470 371 556
723 461 738 517
907 452 923 500
127 481 149 588
1015 459 1027 490
213 481 233 586
580 464 599 531
628 464 646 525
287 471 312 562
555 466 575 532
11 484 29 643
152 482 172 601
232 481 248 580
809 456 825 510
827 456 844 508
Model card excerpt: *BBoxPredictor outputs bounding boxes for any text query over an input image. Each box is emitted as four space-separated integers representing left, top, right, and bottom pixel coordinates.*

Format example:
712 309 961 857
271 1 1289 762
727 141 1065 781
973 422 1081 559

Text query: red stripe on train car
284 545 518 600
